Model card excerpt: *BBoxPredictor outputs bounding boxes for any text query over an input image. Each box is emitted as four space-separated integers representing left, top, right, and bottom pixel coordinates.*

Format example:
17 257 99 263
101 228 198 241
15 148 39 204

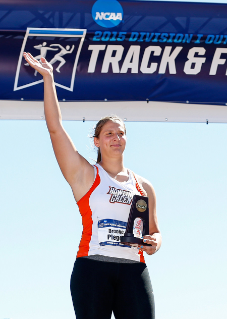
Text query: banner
1 0 227 105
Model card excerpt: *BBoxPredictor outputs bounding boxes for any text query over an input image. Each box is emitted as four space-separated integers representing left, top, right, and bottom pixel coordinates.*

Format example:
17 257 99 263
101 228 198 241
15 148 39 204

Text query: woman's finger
23 52 53 76
141 245 156 255
40 57 47 63
24 53 41 68
24 52 33 62
143 239 157 246
24 53 37 66
143 235 157 245
27 52 39 64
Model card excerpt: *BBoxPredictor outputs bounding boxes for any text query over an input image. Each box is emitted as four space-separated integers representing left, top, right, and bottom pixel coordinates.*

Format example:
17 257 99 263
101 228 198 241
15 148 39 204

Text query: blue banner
1 0 227 105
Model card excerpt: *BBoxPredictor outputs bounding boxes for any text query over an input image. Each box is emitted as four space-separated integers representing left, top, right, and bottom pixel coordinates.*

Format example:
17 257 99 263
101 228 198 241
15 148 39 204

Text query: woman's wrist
43 72 54 82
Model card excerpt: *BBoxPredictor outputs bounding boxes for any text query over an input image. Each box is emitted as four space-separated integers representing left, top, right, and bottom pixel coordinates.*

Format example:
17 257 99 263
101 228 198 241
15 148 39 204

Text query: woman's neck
98 158 127 178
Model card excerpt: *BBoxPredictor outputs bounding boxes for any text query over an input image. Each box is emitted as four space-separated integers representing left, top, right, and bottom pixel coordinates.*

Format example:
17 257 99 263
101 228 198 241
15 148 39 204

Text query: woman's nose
113 133 120 140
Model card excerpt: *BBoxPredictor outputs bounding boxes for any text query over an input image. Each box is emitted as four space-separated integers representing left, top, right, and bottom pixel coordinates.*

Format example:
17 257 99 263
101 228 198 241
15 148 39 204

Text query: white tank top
76 164 145 263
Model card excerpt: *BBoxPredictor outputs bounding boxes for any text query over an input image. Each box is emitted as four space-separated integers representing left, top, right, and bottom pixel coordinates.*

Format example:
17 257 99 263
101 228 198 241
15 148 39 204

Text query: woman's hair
93 115 126 163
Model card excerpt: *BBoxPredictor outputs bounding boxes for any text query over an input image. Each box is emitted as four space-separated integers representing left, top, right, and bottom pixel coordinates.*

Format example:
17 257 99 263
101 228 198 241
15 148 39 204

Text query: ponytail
97 148 101 163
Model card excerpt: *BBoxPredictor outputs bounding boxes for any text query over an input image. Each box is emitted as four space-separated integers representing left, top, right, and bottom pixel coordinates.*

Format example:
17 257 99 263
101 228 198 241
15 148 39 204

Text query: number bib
98 219 130 247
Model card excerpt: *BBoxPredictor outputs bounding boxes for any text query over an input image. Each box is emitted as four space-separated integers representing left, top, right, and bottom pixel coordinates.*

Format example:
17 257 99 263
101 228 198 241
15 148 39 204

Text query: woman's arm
136 175 162 255
23 53 94 201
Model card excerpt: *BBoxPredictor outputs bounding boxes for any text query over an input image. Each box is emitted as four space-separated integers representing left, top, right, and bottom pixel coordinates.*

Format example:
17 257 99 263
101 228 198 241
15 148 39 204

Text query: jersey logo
107 186 133 205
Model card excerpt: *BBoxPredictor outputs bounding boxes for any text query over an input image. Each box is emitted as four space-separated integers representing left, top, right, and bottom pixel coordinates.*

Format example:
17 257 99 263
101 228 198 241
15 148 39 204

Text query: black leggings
70 256 155 319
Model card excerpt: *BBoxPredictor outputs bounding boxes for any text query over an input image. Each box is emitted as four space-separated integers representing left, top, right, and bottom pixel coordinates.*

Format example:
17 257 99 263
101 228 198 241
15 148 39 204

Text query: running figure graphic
24 42 58 76
49 44 75 73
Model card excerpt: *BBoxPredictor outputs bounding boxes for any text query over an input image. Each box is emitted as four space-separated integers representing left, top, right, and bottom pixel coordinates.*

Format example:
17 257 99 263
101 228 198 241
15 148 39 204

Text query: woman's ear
94 137 100 148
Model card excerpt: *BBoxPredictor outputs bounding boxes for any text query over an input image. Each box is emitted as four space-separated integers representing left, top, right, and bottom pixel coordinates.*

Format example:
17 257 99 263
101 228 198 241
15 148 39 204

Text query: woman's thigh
70 258 155 319
113 263 155 319
70 257 115 319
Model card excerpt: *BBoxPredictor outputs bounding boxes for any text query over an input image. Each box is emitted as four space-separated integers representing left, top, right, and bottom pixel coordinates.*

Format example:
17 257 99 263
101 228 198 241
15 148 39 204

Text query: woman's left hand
138 234 158 255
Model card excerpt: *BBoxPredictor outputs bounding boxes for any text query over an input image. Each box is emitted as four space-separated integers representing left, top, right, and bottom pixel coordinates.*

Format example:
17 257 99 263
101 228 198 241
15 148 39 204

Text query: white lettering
95 12 104 20
159 46 183 74
104 12 110 20
116 13 122 21
101 45 124 73
88 45 106 73
209 48 227 75
140 46 162 74
95 12 122 21
184 47 206 75
109 13 116 20
89 44 209 76
121 46 140 73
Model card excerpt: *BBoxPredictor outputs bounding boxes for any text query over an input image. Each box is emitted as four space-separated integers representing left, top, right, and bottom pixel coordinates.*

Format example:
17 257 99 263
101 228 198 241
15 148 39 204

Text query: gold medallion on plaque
136 199 147 212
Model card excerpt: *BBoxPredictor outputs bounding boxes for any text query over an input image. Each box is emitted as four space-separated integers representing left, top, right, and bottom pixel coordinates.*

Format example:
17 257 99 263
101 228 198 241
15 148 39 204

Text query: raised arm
23 53 94 201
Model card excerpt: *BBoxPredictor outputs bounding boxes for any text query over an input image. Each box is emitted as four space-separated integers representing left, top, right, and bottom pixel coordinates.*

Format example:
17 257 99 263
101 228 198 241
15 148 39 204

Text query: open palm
23 52 53 77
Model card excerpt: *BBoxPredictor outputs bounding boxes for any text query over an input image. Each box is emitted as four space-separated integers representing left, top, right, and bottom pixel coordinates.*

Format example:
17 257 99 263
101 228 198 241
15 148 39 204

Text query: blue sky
1 120 227 319
1 1 227 319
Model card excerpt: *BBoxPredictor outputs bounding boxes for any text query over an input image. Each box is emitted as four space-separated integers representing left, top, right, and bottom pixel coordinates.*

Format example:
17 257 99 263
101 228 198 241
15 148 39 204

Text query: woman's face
94 120 126 159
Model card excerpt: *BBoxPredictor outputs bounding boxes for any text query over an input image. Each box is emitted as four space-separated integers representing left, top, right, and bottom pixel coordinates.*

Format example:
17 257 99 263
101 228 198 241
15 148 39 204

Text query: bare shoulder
134 172 156 201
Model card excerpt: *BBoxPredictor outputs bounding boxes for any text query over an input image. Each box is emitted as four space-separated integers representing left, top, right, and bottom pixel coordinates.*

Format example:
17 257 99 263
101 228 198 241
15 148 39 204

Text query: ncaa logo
92 0 123 28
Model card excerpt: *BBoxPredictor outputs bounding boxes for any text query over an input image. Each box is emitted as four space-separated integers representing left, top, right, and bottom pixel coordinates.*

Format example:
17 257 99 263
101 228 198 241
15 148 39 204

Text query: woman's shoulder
132 172 156 199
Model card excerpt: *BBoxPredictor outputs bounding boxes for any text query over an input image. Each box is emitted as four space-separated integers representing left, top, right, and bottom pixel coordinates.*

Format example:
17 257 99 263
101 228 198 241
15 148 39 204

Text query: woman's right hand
23 52 53 78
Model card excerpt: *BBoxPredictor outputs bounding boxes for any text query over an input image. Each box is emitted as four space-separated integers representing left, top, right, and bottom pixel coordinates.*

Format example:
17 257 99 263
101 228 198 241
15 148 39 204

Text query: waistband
78 254 141 264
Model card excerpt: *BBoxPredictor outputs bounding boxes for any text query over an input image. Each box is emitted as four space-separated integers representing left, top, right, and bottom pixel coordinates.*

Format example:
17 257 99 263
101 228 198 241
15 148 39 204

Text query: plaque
121 195 151 247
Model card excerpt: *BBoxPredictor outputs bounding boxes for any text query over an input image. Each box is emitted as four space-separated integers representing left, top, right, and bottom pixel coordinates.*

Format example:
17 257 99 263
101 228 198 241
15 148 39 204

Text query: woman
23 52 162 319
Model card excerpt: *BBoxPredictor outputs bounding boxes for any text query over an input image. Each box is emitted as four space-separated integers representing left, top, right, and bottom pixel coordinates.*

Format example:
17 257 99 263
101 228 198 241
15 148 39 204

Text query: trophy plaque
121 195 151 247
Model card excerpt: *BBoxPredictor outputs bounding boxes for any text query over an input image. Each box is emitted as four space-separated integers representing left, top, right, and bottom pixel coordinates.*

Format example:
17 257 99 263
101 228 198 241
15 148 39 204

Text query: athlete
23 52 162 319
49 44 75 72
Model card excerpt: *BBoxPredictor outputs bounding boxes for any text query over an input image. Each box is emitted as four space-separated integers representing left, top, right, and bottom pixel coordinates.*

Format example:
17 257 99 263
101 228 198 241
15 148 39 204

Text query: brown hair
93 115 126 163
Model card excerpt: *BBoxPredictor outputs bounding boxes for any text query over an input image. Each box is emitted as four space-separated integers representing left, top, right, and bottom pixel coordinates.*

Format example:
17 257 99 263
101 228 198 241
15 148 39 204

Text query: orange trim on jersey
138 250 145 263
131 171 145 196
76 166 100 258
132 171 145 263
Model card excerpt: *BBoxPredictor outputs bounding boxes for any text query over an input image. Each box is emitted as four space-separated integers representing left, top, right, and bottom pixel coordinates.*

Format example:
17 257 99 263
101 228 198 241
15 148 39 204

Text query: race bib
98 219 130 247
